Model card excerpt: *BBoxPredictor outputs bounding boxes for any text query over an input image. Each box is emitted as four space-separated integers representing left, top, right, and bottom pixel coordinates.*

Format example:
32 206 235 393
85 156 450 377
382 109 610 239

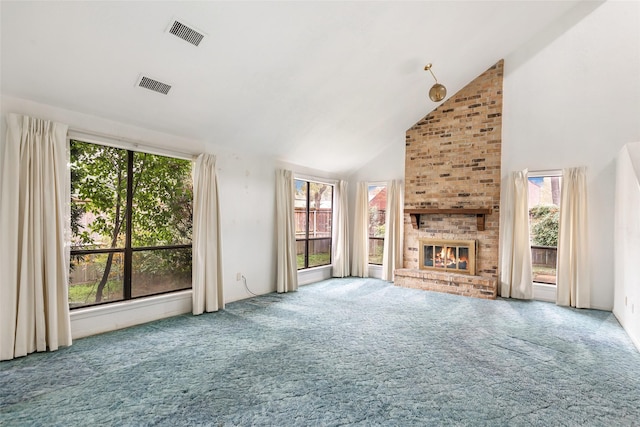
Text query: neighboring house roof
370 187 387 211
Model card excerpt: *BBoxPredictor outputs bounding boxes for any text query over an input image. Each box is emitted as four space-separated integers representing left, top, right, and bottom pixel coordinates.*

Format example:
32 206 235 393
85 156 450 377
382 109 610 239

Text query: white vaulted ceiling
1 1 587 173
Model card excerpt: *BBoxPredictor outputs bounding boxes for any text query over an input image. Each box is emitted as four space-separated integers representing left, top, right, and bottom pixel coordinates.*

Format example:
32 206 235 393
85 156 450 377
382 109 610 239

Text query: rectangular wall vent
138 76 171 95
168 20 205 47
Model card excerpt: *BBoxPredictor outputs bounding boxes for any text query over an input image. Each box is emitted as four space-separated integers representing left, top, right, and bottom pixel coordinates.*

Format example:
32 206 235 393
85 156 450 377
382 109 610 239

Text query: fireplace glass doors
419 239 476 275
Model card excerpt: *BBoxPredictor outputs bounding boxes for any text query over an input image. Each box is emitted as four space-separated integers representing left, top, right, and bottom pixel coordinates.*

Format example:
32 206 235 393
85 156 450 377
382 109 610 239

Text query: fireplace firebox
419 239 477 275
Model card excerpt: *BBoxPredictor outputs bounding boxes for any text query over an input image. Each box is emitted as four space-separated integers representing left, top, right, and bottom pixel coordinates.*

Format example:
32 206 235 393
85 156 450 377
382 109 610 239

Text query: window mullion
305 181 311 269
124 150 134 300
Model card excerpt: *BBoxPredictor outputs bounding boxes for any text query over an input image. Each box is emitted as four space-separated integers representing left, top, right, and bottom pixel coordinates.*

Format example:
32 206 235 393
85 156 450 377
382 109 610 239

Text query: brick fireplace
395 60 503 299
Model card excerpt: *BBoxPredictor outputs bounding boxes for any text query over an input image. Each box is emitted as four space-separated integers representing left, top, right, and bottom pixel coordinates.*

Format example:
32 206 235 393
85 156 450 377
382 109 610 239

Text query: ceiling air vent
137 76 172 95
168 20 205 47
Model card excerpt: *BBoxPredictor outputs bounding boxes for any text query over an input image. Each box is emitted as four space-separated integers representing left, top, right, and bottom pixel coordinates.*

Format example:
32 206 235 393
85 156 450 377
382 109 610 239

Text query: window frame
527 170 562 286
367 182 387 266
294 176 334 270
69 138 193 309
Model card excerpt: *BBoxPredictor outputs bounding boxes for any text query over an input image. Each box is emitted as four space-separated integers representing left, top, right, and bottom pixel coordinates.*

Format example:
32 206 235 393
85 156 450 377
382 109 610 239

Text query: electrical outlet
236 272 242 281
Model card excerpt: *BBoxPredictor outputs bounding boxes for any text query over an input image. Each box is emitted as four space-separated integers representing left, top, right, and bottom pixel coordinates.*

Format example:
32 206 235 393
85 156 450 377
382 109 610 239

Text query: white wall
502 0 640 310
348 138 406 184
216 149 278 303
347 138 406 277
614 142 640 351
0 95 340 337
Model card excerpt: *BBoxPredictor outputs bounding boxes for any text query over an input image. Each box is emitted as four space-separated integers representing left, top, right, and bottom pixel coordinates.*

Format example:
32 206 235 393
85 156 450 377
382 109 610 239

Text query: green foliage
369 207 385 237
297 253 331 269
70 141 193 249
68 280 122 307
133 248 192 284
69 143 86 246
70 142 128 247
530 205 557 219
71 140 192 248
530 205 559 247
70 140 193 302
130 152 193 246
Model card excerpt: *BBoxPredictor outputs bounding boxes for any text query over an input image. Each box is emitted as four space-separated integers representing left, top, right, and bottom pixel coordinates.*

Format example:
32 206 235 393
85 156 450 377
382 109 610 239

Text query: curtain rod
68 127 199 160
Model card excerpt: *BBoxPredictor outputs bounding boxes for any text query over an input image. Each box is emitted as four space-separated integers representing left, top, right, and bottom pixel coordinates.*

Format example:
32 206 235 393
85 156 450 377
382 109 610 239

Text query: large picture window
69 140 193 308
294 179 333 269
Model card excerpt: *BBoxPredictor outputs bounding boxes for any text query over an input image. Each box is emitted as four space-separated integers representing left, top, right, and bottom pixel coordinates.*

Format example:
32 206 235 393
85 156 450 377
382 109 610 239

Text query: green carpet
2 278 639 426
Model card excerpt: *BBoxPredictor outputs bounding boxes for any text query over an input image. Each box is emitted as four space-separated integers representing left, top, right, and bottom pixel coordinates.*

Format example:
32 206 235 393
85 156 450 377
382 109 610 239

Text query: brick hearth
395 269 496 299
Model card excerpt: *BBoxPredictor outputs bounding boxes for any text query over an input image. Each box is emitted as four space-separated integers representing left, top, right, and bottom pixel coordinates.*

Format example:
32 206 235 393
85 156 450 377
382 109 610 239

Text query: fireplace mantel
405 208 492 231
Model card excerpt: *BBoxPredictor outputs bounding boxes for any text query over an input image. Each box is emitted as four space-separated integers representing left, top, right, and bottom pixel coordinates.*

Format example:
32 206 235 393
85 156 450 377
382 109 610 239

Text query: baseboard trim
613 309 640 353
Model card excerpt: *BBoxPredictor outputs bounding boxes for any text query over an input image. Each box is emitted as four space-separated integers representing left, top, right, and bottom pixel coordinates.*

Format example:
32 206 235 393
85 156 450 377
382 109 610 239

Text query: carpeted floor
1 278 639 426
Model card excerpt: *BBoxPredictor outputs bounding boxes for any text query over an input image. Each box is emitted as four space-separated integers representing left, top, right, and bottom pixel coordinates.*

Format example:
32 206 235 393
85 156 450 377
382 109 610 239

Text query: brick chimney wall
403 60 503 285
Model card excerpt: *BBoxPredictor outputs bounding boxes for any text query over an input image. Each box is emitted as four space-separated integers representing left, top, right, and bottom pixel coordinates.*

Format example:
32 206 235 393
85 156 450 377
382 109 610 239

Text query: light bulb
429 83 447 102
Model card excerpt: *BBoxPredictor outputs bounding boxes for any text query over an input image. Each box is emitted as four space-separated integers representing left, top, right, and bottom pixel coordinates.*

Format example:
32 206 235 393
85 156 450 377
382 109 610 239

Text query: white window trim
293 175 335 272
528 169 563 178
68 128 196 161
293 173 337 187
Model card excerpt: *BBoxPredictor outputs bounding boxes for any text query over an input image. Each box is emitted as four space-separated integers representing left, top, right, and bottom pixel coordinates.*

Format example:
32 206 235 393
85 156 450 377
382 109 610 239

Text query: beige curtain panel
351 182 369 278
332 180 350 278
382 180 403 281
275 169 298 293
498 169 533 299
192 153 224 315
557 166 590 308
0 113 72 361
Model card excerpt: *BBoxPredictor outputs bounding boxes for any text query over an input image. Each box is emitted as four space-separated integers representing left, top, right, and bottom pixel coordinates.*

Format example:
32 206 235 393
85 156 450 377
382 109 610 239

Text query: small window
294 179 333 269
528 174 561 285
69 140 193 308
368 184 386 265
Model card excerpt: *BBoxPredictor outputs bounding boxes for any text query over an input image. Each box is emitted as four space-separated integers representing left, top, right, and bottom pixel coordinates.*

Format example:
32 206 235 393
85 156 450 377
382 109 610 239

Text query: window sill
367 264 383 279
533 282 556 303
70 290 192 339
298 265 333 285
